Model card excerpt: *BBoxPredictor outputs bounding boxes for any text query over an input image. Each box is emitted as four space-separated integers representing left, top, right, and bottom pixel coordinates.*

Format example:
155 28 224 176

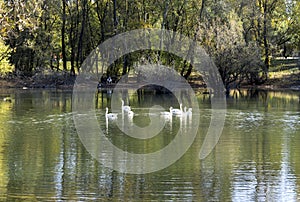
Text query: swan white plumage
184 107 192 116
105 107 118 120
127 109 134 119
160 107 173 116
128 110 134 118
121 99 131 112
171 104 183 116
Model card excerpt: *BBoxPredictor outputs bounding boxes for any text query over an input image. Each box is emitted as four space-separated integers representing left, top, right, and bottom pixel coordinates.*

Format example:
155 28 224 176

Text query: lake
0 88 299 201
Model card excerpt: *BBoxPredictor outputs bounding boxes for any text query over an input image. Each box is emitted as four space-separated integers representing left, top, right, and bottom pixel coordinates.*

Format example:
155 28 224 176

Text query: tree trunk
61 0 67 71
122 55 129 82
183 0 206 79
113 0 118 29
159 0 170 61
96 1 109 42
263 0 269 80
77 0 87 73
69 17 76 76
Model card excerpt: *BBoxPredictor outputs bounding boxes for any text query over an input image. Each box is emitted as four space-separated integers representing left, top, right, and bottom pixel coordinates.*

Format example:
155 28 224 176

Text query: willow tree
198 13 262 91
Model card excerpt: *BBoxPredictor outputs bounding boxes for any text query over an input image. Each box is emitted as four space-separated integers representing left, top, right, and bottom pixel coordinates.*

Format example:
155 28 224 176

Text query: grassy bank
262 57 300 90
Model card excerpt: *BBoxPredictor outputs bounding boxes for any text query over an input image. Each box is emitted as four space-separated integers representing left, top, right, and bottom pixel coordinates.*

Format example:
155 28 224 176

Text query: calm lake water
0 88 299 201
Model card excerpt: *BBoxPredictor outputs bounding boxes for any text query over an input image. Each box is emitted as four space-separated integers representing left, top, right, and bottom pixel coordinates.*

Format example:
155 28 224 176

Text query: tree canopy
0 0 299 87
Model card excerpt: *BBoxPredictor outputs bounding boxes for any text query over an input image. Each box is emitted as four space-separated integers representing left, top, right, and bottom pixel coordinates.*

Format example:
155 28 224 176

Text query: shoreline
0 76 299 92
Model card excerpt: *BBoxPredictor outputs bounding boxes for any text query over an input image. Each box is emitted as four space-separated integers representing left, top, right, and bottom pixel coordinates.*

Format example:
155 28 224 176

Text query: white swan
121 99 131 112
171 104 183 116
160 107 173 116
127 110 134 119
184 107 192 116
105 107 118 120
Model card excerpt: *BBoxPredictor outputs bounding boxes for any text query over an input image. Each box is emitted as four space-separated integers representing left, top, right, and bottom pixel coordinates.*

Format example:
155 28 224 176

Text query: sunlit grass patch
270 57 299 72
269 68 300 79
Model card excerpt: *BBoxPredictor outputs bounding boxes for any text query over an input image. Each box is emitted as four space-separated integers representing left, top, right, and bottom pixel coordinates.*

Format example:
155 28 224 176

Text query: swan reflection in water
160 107 173 132
159 105 193 133
105 107 118 133
180 107 193 133
105 99 135 133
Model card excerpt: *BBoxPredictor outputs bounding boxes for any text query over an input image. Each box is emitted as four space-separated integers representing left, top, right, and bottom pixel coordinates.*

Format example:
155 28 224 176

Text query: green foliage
199 13 262 87
0 0 299 84
0 0 58 75
0 40 13 75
